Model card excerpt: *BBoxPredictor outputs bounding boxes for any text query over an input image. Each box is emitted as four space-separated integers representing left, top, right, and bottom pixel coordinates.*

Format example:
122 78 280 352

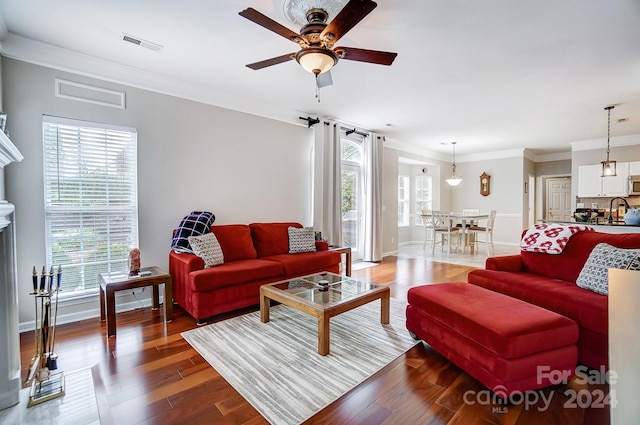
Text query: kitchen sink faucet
608 197 630 223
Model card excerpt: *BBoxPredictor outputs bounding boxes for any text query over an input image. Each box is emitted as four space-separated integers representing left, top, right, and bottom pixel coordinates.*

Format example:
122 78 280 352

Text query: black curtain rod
343 127 368 137
298 116 320 128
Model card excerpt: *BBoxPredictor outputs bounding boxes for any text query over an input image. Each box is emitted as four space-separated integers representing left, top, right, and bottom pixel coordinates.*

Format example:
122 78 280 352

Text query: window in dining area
414 175 433 225
398 175 410 227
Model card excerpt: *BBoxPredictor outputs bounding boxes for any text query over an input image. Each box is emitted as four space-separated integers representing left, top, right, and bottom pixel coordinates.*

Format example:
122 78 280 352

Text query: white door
546 177 572 221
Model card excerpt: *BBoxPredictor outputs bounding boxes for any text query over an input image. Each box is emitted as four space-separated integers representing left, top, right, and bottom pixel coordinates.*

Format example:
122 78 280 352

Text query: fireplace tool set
25 265 65 407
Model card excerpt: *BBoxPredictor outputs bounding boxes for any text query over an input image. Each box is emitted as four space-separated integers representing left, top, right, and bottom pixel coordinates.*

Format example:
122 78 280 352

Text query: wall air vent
121 33 163 52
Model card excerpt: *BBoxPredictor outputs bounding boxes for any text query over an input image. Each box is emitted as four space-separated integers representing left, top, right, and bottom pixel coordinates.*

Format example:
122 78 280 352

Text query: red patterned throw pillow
520 223 593 254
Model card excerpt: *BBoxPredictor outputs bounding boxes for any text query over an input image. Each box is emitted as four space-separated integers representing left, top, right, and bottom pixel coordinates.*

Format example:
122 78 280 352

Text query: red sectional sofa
169 222 341 322
467 230 640 369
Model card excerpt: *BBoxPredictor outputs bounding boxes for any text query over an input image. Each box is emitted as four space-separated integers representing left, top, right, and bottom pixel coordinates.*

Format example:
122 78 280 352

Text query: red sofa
467 230 640 369
170 222 341 322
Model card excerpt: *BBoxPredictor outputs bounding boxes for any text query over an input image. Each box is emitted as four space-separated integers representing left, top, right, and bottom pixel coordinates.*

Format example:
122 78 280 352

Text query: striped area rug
182 297 418 425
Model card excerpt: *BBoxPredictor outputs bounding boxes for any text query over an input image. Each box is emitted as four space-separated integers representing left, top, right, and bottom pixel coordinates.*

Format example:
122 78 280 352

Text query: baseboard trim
19 297 156 333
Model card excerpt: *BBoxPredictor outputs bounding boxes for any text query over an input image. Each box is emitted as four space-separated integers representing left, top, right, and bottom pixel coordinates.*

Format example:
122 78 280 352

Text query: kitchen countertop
541 220 640 229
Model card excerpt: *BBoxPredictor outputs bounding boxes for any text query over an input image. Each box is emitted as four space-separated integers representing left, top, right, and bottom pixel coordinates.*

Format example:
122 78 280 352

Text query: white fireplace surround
0 129 23 410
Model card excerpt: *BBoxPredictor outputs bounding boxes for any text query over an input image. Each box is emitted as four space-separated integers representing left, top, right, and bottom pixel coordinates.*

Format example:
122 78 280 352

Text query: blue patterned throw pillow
576 243 640 295
171 211 216 254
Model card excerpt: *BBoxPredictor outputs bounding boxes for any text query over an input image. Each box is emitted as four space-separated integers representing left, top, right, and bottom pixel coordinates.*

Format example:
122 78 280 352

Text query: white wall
382 145 447 255
453 157 524 245
3 58 314 328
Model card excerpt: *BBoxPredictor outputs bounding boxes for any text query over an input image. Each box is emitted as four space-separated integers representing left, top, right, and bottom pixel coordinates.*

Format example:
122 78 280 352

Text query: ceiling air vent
121 33 163 52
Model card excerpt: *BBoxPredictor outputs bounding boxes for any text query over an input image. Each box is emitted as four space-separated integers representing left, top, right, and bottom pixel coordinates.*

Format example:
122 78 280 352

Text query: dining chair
456 208 480 248
421 209 433 249
460 208 480 225
467 210 497 255
428 211 460 254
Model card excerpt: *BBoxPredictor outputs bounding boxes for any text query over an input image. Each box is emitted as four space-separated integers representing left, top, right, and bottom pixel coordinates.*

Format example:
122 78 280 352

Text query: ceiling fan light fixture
296 48 337 74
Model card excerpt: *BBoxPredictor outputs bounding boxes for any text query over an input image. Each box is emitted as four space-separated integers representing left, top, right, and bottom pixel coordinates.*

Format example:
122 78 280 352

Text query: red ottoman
406 282 578 394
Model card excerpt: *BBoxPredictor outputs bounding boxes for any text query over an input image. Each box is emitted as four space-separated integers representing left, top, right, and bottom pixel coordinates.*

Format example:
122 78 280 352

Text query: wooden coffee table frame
260 274 390 355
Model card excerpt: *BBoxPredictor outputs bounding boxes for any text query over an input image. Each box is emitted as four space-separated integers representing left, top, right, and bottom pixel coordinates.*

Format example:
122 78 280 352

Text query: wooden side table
99 266 172 337
331 247 352 276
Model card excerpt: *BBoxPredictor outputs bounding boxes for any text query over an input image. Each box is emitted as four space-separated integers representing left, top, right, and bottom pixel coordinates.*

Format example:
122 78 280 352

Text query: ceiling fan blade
320 0 377 45
335 47 397 65
246 53 295 70
316 70 333 88
239 8 302 44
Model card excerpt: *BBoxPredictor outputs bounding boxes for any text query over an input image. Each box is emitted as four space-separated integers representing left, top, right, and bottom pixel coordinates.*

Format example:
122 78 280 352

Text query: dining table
420 212 490 252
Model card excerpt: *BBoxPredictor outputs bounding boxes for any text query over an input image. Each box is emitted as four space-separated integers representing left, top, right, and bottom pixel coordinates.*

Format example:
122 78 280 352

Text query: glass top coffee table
260 272 390 355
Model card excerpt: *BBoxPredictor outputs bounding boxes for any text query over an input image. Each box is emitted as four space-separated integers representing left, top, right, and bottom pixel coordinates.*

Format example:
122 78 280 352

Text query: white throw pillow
576 243 640 295
188 232 224 268
288 227 316 254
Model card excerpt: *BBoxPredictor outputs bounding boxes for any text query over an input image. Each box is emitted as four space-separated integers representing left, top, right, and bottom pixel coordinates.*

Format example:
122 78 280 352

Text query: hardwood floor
19 255 611 425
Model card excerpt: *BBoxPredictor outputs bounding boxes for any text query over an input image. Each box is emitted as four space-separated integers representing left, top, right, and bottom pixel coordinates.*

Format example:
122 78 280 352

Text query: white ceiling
0 0 639 157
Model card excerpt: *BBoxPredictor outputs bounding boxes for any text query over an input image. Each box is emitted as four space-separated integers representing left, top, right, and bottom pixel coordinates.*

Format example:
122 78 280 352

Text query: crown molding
570 133 640 152
383 138 448 162
384 140 572 164
532 151 572 162
456 148 526 163
0 33 305 127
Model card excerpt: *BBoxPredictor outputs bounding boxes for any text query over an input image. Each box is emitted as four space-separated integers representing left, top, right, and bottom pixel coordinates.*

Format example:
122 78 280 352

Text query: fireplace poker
48 265 54 292
38 267 46 356
47 266 62 370
41 299 49 369
27 266 40 379
39 266 46 292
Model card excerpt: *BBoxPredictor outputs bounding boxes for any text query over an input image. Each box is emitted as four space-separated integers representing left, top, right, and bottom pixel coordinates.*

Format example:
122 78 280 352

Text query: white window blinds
414 175 433 226
398 175 410 227
43 116 138 296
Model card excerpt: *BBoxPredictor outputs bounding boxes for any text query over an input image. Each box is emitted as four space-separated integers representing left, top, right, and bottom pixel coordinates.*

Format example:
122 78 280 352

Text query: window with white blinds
398 175 410 227
43 116 138 297
414 175 433 226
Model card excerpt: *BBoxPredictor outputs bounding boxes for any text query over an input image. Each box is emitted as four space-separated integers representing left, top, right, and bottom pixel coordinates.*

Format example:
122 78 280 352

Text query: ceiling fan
239 0 397 89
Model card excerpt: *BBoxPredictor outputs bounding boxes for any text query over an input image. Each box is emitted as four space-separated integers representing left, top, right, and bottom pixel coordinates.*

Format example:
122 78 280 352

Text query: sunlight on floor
397 242 520 268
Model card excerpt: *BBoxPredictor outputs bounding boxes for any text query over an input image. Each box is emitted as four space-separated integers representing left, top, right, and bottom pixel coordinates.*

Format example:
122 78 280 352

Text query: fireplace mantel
0 130 23 169
0 128 22 410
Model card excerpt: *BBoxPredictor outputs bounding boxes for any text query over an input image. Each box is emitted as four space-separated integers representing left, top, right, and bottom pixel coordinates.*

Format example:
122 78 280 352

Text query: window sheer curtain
313 121 384 261
363 134 383 261
313 121 342 247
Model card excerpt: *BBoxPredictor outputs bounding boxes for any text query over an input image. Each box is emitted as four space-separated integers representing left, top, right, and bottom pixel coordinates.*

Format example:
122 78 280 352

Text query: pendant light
601 105 617 177
445 142 463 186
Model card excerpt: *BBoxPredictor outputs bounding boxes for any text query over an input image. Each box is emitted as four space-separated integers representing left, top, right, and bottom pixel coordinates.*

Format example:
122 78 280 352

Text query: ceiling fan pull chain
315 74 321 103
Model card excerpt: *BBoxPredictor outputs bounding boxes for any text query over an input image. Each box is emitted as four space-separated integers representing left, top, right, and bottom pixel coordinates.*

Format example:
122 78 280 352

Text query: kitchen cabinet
629 161 640 176
578 162 629 197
